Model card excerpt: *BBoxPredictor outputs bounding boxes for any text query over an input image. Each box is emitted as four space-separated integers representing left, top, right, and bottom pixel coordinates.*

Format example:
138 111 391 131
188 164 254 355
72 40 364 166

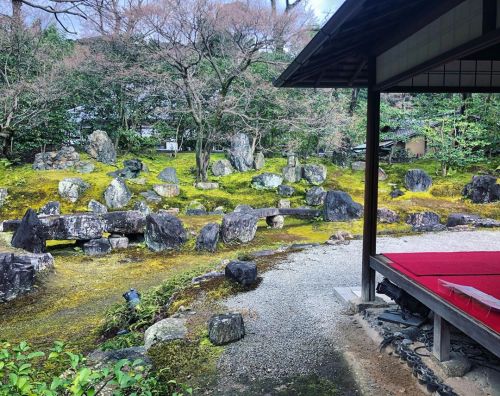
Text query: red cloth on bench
382 252 500 333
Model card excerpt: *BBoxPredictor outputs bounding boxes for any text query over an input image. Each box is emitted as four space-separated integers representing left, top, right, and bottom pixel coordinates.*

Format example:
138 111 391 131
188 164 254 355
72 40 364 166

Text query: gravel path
214 230 500 395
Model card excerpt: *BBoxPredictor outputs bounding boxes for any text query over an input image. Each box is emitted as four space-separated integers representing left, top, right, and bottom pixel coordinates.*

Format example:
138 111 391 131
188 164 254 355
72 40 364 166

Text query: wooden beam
376 28 500 91
433 314 451 362
349 59 367 86
482 0 497 34
361 57 379 302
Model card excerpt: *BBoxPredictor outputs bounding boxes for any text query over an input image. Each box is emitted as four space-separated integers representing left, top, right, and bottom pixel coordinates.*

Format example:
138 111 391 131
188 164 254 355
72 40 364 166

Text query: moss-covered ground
0 153 498 356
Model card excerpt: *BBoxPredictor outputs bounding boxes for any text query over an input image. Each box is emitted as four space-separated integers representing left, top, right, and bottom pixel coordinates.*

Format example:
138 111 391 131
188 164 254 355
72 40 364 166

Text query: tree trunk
349 88 360 115
11 0 23 27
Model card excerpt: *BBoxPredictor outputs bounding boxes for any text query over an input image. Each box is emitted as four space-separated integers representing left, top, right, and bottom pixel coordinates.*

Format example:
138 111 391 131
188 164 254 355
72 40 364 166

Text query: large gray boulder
33 146 80 171
277 185 294 197
225 260 257 286
58 178 90 203
195 223 220 252
104 178 132 209
282 165 302 183
228 133 254 172
251 173 283 190
462 175 500 203
208 313 245 346
0 252 54 301
145 213 187 252
305 186 326 206
41 214 103 240
144 317 187 351
302 164 327 185
377 208 399 224
11 209 46 253
153 184 180 198
158 167 179 183
88 199 108 214
323 190 363 221
220 212 258 244
38 201 60 217
253 152 265 170
406 211 445 231
0 188 8 207
212 159 233 176
1 253 34 301
87 130 116 164
102 211 146 234
404 169 432 192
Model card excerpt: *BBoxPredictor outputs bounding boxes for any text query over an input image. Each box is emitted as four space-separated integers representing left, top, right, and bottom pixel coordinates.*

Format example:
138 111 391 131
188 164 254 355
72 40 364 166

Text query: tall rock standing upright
11 209 46 253
87 130 116 164
228 133 254 172
104 178 132 209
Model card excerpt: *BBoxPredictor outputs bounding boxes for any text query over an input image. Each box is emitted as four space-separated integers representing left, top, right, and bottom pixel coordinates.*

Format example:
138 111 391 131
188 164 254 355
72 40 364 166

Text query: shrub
0 341 192 396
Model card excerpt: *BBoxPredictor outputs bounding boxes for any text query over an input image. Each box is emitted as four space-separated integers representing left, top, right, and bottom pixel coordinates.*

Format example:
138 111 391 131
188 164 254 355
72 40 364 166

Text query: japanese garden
0 0 499 395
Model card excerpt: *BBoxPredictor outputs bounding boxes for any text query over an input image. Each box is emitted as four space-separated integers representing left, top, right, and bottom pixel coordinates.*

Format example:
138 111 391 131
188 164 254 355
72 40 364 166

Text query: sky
308 0 345 23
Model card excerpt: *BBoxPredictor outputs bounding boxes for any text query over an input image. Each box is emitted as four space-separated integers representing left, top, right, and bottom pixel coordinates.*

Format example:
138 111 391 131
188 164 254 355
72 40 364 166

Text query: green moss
147 337 222 389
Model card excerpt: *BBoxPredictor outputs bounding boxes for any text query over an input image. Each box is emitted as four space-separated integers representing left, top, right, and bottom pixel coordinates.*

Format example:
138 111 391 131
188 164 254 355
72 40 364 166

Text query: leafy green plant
0 341 192 396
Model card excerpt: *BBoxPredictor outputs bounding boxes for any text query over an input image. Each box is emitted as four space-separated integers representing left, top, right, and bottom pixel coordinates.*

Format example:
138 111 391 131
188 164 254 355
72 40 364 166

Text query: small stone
185 201 207 216
140 190 162 203
278 199 291 209
253 152 265 170
158 167 179 184
88 199 108 214
109 236 129 250
39 201 60 217
153 184 180 198
133 201 151 215
195 182 219 190
83 238 112 256
377 208 399 223
208 313 245 345
277 185 294 197
144 317 187 350
404 169 432 192
225 260 257 286
251 173 283 190
212 159 233 176
266 215 284 229
441 354 472 377
75 161 95 174
0 188 8 207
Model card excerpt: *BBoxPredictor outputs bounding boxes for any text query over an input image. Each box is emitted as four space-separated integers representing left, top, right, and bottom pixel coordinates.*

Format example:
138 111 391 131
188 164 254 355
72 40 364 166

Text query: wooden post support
433 313 451 362
361 57 380 302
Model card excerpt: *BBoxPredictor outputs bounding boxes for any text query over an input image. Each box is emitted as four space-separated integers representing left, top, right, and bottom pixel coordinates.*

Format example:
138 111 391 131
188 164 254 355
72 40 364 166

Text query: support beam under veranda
361 57 380 302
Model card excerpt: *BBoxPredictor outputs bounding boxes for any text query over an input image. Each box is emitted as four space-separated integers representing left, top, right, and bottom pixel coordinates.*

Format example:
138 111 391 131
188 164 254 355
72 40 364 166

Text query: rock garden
0 131 499 393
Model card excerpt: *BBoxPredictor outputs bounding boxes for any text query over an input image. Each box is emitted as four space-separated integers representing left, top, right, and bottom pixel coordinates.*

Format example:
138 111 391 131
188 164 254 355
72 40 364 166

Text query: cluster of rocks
33 146 94 173
0 252 54 301
405 210 499 232
282 155 328 186
109 159 148 180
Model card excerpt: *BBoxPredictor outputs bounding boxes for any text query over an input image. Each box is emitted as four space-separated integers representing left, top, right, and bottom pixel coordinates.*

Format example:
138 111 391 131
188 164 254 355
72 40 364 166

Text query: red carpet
383 252 500 333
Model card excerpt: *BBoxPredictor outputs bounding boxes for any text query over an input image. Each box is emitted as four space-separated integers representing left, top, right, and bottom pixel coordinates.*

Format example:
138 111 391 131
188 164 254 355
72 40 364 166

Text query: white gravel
215 230 500 392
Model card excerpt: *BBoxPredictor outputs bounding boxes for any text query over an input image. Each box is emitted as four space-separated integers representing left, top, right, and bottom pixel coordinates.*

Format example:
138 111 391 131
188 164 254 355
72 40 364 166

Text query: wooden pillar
361 57 380 302
433 313 451 362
